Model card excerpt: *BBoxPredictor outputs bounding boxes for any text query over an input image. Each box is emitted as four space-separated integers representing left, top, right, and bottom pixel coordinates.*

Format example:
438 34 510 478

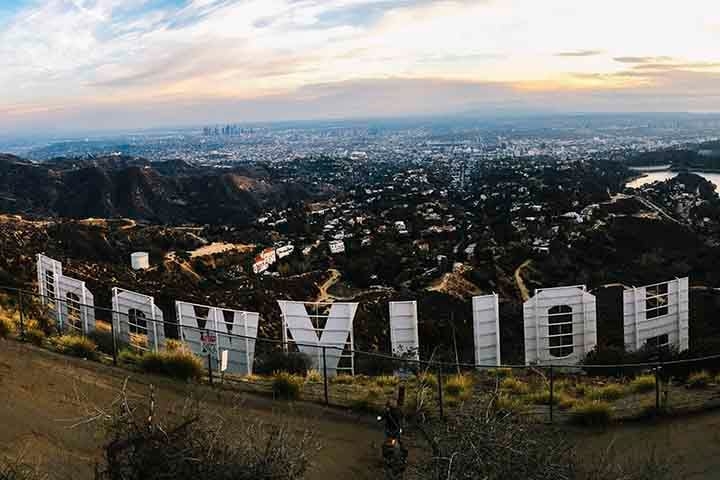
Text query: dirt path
514 259 532 301
315 269 341 302
0 341 384 480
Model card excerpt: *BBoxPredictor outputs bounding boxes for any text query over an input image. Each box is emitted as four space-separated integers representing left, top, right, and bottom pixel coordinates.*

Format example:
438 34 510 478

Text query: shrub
161 350 203 380
255 351 313 376
487 367 513 379
444 374 473 397
526 389 555 405
305 369 322 383
272 372 304 400
375 375 400 388
95 390 318 480
0 316 13 339
630 375 656 394
570 400 612 426
500 377 529 395
351 386 383 412
687 371 712 389
88 329 115 356
330 374 356 385
25 328 45 347
557 393 577 410
494 394 527 414
587 384 626 401
164 339 185 352
139 350 203 381
118 349 143 366
416 371 438 388
54 335 98 360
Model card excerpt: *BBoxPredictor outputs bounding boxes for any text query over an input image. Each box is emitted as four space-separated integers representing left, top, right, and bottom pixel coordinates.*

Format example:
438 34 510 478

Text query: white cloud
0 0 719 130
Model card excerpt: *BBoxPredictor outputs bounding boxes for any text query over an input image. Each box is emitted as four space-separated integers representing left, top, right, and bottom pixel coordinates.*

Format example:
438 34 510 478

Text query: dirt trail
315 269 341 302
0 341 384 480
514 259 532 301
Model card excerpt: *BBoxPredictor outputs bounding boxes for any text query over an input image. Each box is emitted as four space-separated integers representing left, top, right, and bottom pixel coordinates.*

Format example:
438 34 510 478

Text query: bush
118 349 143 366
526 389 555 405
351 386 383 412
330 374 356 385
494 394 527 414
0 316 13 339
305 370 322 383
88 329 115 356
444 374 473 397
416 371 438 388
272 372 304 400
487 367 513 379
164 339 185 352
0 457 46 480
687 370 712 389
570 400 612 426
500 377 529 395
139 350 203 381
630 375 656 393
54 335 98 360
255 351 313 376
587 384 626 401
375 375 400 388
95 390 318 480
25 328 45 347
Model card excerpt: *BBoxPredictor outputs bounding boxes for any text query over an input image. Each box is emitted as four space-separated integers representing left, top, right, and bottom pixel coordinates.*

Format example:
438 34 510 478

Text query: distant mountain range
0 154 308 225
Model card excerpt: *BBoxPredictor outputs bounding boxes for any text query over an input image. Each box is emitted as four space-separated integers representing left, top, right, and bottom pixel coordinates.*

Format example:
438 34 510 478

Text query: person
382 400 403 438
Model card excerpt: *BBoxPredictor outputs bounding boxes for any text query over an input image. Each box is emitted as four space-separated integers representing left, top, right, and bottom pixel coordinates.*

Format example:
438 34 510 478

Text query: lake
626 168 720 190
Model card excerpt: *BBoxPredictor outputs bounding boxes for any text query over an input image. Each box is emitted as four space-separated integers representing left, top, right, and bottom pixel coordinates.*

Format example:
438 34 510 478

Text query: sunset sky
1 0 719 132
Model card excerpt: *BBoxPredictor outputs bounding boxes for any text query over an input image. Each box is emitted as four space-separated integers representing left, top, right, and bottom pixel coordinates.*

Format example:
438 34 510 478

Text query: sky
1 0 719 133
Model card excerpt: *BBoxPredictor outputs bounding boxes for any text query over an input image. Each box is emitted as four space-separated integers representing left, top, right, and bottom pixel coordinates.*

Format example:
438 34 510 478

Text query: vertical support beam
549 366 554 423
655 364 661 411
437 364 444 418
323 346 329 406
18 290 25 342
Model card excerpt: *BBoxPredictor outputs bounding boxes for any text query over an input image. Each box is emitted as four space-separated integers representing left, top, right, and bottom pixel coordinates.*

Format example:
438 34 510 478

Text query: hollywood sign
35 254 691 369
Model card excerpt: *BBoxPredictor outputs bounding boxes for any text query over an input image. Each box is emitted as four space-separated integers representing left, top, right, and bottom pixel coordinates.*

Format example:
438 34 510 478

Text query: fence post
437 364 444 418
655 363 661 411
207 353 214 386
18 290 25 342
109 313 118 365
322 346 329 406
549 366 554 424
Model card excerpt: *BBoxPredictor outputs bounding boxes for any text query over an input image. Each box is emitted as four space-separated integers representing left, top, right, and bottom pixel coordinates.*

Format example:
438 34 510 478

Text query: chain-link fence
3 285 720 424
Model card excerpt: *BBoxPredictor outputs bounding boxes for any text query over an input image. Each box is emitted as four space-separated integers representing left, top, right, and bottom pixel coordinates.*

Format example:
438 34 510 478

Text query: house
329 240 346 254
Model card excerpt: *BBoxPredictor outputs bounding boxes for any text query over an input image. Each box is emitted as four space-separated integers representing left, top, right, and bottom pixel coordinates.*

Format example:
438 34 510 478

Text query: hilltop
0 154 313 225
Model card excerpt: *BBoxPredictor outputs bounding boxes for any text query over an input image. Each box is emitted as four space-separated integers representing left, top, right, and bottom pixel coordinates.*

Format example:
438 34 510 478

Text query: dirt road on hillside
0 341 384 480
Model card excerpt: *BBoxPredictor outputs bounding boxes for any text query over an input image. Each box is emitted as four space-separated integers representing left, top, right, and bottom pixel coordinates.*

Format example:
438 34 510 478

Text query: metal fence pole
109 313 118 365
18 290 25 342
322 346 329 406
655 363 661 411
208 353 214 386
549 366 554 424
437 364 444 418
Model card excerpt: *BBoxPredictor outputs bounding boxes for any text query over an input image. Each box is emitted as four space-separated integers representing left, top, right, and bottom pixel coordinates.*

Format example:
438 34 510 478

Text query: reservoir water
626 167 720 190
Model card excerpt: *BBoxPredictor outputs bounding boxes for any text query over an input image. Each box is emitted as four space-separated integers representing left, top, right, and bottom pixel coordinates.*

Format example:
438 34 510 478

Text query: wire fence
3 285 720 424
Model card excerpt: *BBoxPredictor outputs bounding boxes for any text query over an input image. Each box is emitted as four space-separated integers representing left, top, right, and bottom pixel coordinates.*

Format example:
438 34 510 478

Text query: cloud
555 50 604 57
2 0 720 133
613 56 674 64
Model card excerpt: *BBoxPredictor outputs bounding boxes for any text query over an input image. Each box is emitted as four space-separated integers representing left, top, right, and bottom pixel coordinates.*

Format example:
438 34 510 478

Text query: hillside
0 154 311 225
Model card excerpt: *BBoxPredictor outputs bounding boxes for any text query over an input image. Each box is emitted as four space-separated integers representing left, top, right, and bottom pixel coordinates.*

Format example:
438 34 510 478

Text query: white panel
112 288 165 352
523 286 597 366
623 277 689 352
36 254 62 308
473 294 500 367
56 275 95 334
176 301 260 375
321 303 358 375
389 301 419 359
277 300 357 376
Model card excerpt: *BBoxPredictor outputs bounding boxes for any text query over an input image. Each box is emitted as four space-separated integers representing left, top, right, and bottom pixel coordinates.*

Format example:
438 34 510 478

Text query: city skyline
1 0 720 133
